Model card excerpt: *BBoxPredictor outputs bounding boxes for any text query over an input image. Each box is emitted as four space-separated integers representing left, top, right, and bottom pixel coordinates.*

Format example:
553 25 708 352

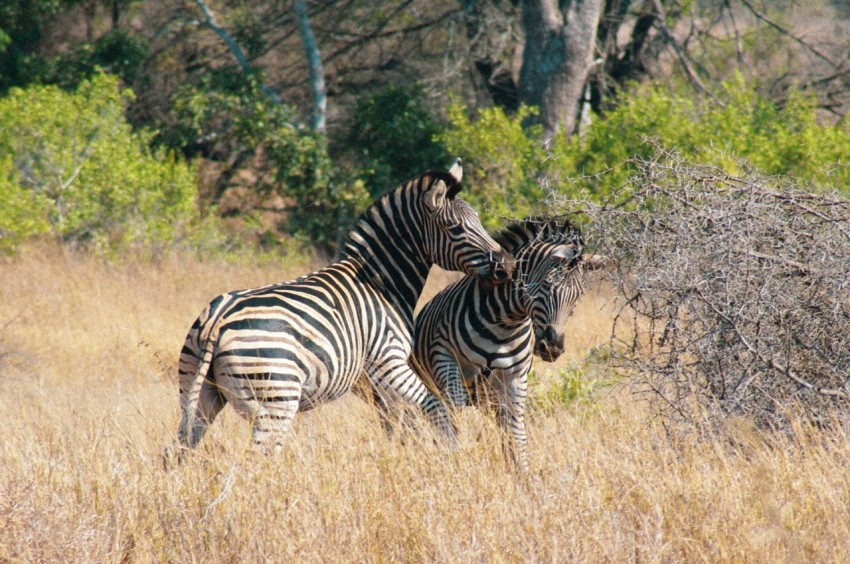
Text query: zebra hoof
162 443 188 470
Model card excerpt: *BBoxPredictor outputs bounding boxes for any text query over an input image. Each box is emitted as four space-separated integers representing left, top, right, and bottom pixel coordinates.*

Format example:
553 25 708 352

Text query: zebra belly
213 327 364 415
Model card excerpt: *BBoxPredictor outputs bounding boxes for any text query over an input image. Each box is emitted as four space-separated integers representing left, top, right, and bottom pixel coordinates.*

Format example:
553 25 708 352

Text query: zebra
169 160 514 459
411 218 606 472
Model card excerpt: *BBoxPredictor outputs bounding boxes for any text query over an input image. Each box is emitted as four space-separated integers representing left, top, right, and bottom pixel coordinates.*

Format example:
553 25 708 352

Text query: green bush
45 29 149 90
348 84 450 198
575 76 850 196
0 156 50 252
436 104 551 228
0 73 204 253
167 74 370 250
441 76 850 207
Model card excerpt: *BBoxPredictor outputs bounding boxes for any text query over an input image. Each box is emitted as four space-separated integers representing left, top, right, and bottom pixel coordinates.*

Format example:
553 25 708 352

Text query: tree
518 0 605 139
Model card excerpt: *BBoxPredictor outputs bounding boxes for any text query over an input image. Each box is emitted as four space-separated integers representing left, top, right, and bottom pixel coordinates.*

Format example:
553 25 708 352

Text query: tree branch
192 0 282 105
294 0 327 134
650 0 716 101
737 0 841 69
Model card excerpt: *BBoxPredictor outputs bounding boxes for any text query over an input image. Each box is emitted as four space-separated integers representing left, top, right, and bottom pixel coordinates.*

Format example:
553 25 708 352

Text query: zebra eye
446 223 465 236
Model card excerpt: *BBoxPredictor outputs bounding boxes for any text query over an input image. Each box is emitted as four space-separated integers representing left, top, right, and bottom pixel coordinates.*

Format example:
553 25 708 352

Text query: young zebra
170 160 514 457
412 218 605 472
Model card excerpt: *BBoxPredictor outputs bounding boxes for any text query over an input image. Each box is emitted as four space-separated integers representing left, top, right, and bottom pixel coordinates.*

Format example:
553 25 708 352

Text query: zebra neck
340 223 431 333
479 279 528 325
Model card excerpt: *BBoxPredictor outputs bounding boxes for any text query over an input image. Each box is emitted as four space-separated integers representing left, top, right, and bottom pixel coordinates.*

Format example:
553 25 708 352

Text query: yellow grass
1 245 849 561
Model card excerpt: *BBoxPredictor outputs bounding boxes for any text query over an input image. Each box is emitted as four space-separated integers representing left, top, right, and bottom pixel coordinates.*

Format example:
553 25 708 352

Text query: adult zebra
412 218 605 472
171 160 513 457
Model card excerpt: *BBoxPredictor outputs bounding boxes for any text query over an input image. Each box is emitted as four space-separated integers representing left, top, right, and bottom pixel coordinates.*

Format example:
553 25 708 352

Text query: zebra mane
337 167 462 262
493 217 583 255
365 168 463 205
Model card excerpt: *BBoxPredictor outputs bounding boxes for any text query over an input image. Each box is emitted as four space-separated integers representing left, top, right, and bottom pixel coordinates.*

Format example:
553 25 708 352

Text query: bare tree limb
294 0 327 134
192 0 283 105
737 0 841 69
650 0 716 102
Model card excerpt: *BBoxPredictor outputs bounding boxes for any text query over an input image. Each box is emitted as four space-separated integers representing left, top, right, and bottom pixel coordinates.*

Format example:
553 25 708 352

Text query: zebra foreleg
428 348 469 409
367 354 459 448
491 371 529 473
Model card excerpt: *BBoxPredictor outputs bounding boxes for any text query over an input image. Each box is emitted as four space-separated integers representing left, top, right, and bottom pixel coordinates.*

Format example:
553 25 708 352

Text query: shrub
0 73 203 253
167 74 370 250
582 149 850 429
576 76 850 196
436 104 551 228
38 29 149 90
348 84 450 198
0 156 50 252
441 77 850 207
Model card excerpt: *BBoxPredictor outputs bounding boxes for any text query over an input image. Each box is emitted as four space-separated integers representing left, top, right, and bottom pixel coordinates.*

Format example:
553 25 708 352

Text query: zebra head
496 218 602 363
420 159 514 283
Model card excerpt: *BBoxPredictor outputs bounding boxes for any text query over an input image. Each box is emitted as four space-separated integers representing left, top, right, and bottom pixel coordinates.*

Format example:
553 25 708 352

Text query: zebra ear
424 179 448 211
550 245 579 262
446 158 463 199
448 158 463 183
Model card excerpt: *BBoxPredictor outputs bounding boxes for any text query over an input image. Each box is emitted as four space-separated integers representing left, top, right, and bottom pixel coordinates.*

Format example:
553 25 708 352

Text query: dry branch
577 149 850 428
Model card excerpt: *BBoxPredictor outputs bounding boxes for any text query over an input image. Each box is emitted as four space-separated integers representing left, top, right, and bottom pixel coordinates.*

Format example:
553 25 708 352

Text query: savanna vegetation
3 247 850 560
2 0 850 560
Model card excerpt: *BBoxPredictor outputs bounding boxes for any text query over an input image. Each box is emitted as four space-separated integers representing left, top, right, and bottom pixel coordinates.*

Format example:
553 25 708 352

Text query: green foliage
528 364 611 417
436 103 551 228
528 348 614 416
0 2 147 92
0 73 204 253
0 0 75 91
0 156 50 252
167 74 370 249
574 76 850 196
349 84 450 198
443 77 850 207
42 29 149 90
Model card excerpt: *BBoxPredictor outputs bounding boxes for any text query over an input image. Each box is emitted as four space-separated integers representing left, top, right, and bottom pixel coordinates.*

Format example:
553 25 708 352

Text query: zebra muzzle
489 250 515 282
534 327 565 362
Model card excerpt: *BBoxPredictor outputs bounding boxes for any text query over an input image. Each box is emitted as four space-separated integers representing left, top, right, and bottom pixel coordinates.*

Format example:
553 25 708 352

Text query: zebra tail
178 343 216 449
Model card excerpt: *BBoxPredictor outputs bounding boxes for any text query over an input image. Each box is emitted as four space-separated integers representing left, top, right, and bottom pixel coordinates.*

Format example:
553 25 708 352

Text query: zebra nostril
492 251 515 276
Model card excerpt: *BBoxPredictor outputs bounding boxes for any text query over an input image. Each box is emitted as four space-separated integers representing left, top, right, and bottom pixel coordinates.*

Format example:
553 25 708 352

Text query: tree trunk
519 0 605 139
294 0 327 135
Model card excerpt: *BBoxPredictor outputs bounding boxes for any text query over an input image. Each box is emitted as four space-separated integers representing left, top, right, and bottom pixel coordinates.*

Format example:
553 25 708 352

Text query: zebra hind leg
179 381 227 449
249 396 300 453
164 382 227 469
352 379 403 441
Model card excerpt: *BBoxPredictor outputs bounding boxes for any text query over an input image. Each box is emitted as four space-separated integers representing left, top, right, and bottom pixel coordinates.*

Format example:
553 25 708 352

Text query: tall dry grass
1 245 849 561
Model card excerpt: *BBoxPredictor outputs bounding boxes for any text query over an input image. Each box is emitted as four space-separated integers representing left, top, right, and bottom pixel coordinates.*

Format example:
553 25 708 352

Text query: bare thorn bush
573 149 850 428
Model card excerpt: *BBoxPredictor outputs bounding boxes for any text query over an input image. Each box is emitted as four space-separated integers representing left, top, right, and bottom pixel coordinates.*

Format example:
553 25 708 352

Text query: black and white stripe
173 160 514 454
412 218 603 471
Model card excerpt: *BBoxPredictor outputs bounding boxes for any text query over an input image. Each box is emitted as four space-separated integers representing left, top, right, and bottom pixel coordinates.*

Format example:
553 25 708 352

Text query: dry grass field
1 245 849 562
